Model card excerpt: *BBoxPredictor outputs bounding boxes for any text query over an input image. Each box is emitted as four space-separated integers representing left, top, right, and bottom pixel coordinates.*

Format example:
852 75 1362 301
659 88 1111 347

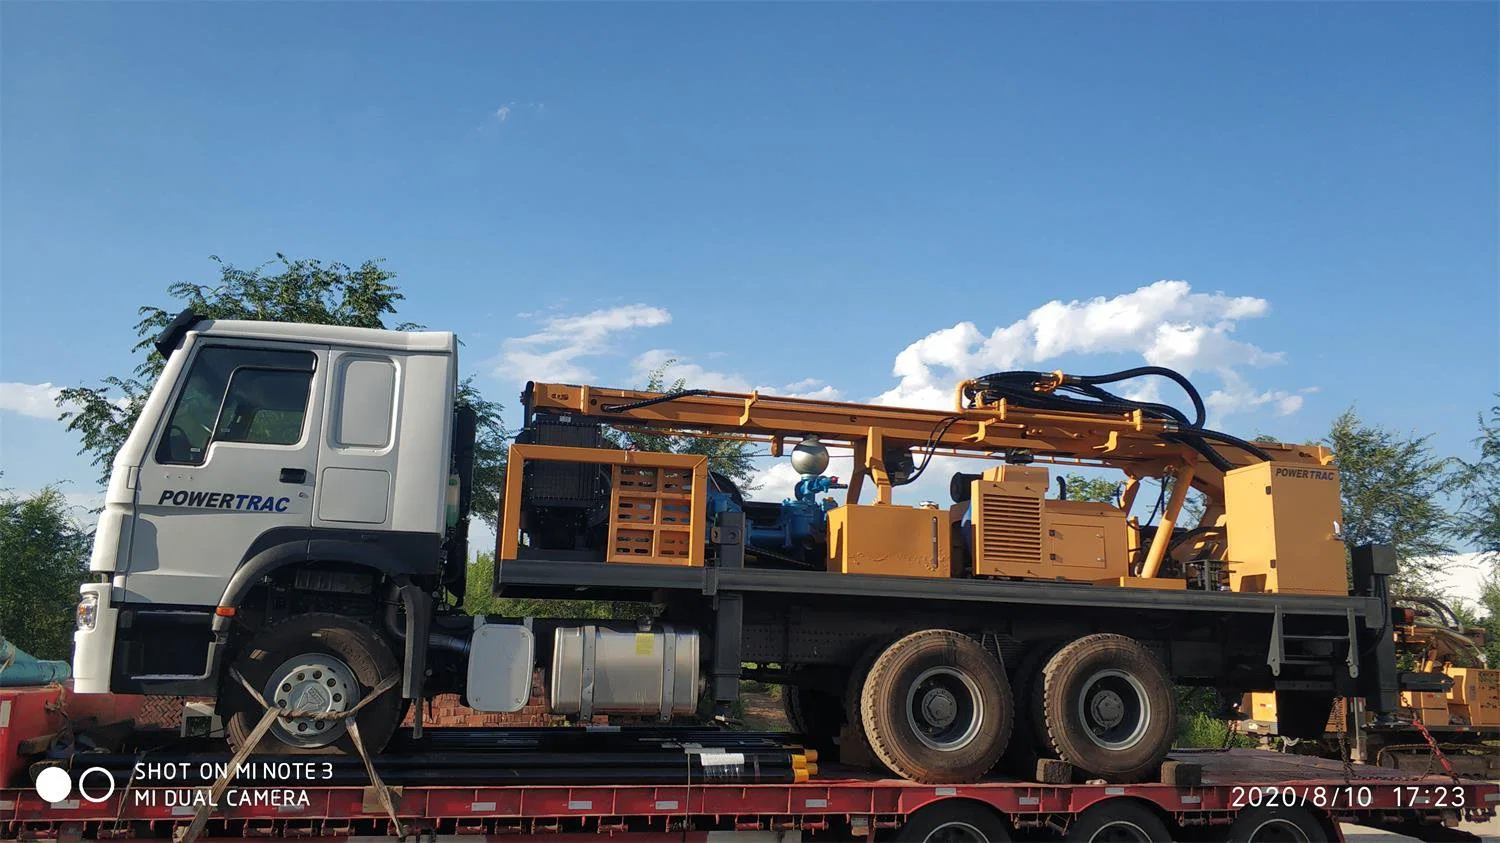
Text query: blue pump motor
706 474 845 553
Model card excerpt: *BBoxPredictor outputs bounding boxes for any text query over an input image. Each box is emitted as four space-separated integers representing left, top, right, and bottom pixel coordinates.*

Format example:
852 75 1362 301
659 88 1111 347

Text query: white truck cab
73 312 474 752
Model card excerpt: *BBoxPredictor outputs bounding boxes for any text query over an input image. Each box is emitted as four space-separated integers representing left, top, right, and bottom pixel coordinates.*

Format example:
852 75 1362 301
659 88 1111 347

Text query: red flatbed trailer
2 688 1495 842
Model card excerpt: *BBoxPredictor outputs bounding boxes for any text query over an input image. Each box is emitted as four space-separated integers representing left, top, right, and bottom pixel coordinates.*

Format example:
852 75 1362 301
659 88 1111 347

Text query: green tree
1453 401 1500 563
1323 408 1454 590
457 381 509 528
1477 573 1500 667
0 488 93 660
57 254 508 523
606 360 757 489
1059 473 1120 504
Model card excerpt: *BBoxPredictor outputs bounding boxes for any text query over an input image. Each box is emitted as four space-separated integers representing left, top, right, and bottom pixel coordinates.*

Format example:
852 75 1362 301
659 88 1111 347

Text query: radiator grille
978 491 1043 569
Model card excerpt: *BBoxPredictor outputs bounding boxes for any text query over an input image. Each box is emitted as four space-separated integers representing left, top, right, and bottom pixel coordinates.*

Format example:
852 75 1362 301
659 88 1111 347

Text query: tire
843 640 890 769
999 639 1066 778
1225 806 1329 842
223 613 402 756
860 629 1014 784
845 641 890 740
784 683 843 757
896 800 1013 843
1274 692 1335 740
783 684 807 734
1066 800 1173 842
1041 634 1175 783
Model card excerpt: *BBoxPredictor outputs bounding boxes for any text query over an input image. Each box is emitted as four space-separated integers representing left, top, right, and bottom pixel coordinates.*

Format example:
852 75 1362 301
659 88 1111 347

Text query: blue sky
2 3 1496 527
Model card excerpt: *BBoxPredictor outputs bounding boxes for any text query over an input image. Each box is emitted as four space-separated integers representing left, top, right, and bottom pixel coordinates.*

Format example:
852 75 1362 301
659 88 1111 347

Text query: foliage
1453 400 1500 563
605 360 758 489
56 254 508 524
0 488 93 660
1323 408 1455 590
1058 473 1120 504
1470 572 1500 667
1173 686 1255 749
458 379 509 528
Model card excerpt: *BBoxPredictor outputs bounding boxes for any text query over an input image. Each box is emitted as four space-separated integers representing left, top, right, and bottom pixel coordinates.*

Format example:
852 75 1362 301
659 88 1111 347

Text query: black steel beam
496 558 1384 620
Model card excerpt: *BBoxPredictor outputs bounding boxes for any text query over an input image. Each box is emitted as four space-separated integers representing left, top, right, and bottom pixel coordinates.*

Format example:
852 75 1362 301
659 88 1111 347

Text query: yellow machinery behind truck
494 366 1407 783
1238 596 1500 776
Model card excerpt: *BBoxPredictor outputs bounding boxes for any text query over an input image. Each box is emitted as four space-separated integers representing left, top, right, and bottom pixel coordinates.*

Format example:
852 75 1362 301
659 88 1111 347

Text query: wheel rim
263 653 359 748
922 820 989 843
1244 819 1311 843
1076 668 1150 751
1083 820 1154 843
905 666 984 751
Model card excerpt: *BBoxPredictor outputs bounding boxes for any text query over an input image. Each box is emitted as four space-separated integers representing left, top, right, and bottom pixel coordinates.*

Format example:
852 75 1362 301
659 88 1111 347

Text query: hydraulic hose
600 390 712 414
965 367 1271 470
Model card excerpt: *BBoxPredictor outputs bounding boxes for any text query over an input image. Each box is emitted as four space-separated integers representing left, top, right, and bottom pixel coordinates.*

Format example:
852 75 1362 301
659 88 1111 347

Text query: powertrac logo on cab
158 489 292 512
1272 467 1336 482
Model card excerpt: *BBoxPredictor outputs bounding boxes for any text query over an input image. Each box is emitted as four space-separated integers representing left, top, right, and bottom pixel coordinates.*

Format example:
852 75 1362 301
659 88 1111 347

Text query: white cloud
751 462 804 501
0 382 76 420
631 351 843 401
492 101 544 124
494 305 671 383
1203 371 1304 421
874 280 1307 421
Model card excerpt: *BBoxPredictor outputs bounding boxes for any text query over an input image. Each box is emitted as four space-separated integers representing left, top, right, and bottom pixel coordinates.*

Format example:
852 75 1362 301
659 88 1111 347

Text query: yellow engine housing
967 466 1129 582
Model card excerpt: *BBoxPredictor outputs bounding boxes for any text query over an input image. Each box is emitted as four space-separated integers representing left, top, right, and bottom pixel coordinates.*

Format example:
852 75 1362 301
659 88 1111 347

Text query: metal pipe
385 599 471 654
1140 461 1196 579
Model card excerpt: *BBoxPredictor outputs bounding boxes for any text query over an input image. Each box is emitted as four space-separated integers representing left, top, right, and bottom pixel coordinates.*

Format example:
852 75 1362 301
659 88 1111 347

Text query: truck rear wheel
840 640 890 769
223 613 402 756
1041 634 1174 783
783 683 843 757
1225 806 1329 842
860 629 1013 783
895 800 1013 842
1065 799 1173 842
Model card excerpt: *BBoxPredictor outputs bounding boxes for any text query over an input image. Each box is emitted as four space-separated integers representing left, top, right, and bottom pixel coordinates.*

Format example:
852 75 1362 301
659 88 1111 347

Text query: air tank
791 435 830 476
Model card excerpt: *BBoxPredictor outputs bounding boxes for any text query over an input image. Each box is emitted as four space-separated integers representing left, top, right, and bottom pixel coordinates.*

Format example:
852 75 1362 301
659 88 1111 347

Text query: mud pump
72 314 1403 786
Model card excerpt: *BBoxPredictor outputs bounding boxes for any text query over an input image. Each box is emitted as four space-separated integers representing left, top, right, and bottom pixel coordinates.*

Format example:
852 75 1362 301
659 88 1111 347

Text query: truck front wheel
223 613 403 756
859 629 1013 783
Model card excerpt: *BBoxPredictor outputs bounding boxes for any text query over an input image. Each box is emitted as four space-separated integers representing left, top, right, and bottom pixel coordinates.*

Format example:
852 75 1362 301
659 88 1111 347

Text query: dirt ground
738 685 790 731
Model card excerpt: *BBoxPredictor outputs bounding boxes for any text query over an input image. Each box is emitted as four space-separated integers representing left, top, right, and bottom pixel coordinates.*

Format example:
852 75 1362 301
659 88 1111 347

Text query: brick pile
404 670 557 727
403 669 609 728
136 696 212 729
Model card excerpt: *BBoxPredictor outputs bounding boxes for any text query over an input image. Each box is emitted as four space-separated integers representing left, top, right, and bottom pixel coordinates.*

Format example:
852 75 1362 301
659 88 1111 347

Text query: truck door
312 350 402 529
125 342 327 606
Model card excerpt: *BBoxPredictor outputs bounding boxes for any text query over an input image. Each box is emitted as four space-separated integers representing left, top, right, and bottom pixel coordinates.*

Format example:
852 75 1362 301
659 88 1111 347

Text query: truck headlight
77 593 99 631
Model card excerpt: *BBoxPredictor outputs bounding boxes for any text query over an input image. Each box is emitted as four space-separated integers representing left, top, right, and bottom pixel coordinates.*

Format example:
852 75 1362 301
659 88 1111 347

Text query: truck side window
334 357 397 448
157 346 317 465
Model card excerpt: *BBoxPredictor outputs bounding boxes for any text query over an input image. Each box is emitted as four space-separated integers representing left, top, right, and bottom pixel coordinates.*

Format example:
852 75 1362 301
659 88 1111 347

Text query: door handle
280 468 308 484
